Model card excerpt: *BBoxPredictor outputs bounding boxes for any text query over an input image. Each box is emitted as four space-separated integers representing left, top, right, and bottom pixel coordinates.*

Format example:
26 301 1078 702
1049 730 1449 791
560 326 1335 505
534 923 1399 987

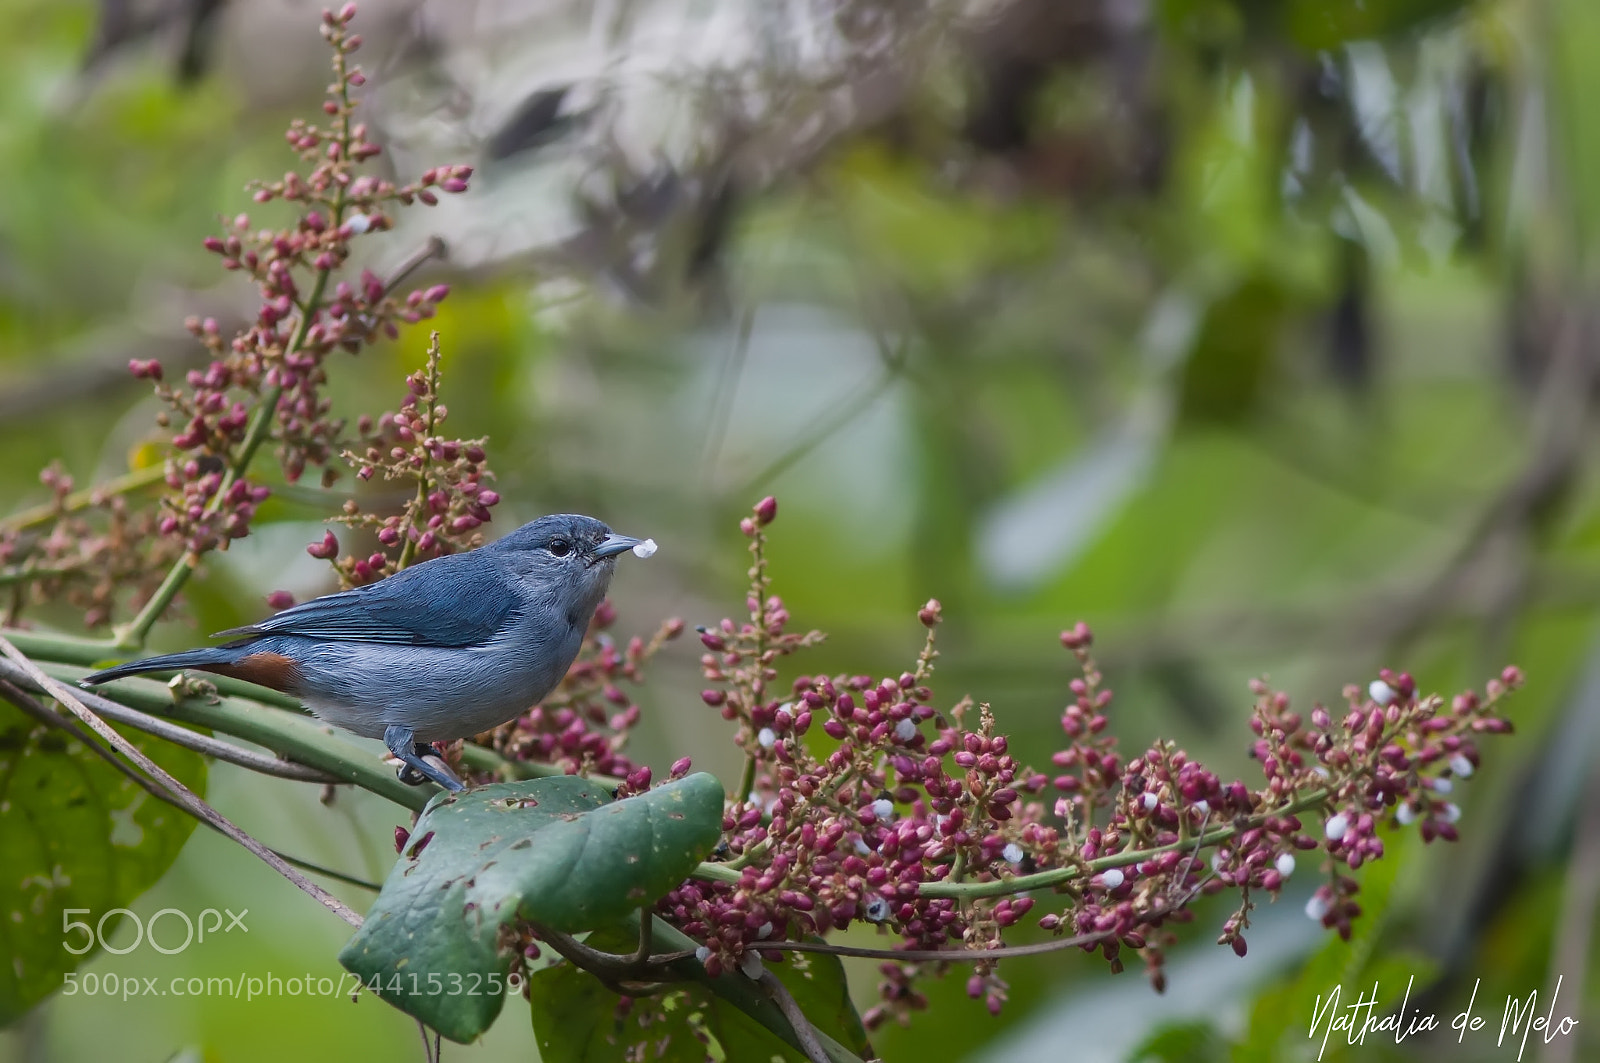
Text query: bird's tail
81 646 247 686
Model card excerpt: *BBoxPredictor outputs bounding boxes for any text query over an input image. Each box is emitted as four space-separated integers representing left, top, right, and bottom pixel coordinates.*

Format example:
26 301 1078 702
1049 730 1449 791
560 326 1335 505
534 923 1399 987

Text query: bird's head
487 513 645 613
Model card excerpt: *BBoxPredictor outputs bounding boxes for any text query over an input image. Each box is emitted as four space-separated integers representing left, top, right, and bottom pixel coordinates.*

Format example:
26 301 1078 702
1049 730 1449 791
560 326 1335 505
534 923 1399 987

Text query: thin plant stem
0 636 363 927
0 660 339 783
0 464 167 534
752 931 1108 963
115 266 333 651
0 676 379 891
758 968 829 1063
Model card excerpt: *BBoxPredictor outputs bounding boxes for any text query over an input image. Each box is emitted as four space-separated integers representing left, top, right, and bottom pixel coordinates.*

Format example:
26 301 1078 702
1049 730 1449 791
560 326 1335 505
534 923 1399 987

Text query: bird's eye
549 538 572 557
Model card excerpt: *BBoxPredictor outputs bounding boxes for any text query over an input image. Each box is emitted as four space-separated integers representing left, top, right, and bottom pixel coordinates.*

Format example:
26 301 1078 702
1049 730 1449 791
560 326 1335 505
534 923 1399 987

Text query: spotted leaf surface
339 773 724 1043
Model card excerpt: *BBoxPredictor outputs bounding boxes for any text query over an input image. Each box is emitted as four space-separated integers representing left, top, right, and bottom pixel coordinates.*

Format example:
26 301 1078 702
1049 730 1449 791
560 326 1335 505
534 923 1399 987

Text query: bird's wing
216 553 521 647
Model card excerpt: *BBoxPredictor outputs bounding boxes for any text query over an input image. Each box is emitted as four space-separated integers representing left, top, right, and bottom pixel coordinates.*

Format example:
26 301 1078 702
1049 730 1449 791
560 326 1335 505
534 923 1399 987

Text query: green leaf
703 950 872 1063
1126 1019 1227 1063
0 701 206 1025
1284 0 1474 51
528 924 712 1062
339 773 725 1043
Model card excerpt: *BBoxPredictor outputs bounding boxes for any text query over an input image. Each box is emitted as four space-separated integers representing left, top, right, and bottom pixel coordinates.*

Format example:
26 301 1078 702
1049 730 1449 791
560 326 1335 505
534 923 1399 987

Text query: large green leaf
529 924 712 1062
339 773 725 1043
0 700 206 1024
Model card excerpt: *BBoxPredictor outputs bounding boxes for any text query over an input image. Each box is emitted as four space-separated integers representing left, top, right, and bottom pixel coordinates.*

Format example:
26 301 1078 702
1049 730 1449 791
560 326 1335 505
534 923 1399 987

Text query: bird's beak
594 533 644 559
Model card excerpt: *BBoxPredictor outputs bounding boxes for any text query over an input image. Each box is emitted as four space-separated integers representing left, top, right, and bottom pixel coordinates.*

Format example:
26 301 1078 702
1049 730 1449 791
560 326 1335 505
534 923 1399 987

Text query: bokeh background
2 0 1599 1059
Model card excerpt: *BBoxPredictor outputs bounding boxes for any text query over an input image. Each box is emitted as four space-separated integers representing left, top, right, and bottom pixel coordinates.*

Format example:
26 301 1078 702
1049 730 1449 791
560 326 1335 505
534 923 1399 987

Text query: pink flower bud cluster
1 5 474 630
618 498 1521 1031
487 607 686 782
0 465 184 629
1 6 473 630
316 333 497 587
143 8 469 559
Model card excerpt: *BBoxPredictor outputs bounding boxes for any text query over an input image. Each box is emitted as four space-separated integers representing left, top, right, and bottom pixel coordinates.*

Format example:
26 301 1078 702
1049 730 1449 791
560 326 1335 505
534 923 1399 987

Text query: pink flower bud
306 530 339 559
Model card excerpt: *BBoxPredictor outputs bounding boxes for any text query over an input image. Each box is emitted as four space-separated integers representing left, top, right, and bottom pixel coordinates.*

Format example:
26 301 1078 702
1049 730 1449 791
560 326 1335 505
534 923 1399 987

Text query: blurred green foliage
2 0 1598 1059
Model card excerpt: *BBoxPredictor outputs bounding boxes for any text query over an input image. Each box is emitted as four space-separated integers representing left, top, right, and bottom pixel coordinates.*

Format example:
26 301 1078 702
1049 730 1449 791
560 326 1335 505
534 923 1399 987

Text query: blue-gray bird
82 514 648 792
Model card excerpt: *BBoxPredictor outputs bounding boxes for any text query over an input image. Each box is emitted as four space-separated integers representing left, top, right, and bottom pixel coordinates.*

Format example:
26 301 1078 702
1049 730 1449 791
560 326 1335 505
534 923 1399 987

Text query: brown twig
0 635 363 927
1541 768 1600 1063
0 676 379 892
0 657 339 783
758 968 829 1063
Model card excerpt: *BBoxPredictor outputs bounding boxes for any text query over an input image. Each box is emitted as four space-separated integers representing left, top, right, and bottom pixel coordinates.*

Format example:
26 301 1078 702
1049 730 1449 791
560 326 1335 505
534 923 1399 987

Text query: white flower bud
1191 800 1210 818
345 213 372 234
1369 680 1396 706
1002 843 1024 864
1432 777 1453 795
757 727 776 749
872 798 895 820
1396 803 1416 825
1440 802 1462 824
1306 894 1331 921
1276 853 1296 877
1100 868 1125 889
1141 792 1159 811
739 952 765 980
1449 754 1474 778
1325 814 1350 842
894 718 918 741
694 946 712 964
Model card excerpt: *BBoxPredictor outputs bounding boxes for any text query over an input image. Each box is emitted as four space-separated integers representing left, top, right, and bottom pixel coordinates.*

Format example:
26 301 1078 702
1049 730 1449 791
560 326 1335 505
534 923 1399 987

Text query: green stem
689 788 1335 899
28 654 610 797
38 661 433 811
115 243 336 653
0 464 168 534
0 627 120 664
0 626 335 711
0 561 85 587
735 752 758 805
917 788 1334 900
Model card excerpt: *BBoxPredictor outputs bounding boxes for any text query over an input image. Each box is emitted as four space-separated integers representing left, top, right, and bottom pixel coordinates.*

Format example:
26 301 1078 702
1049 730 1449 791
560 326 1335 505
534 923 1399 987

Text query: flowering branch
651 497 1520 1026
0 5 470 643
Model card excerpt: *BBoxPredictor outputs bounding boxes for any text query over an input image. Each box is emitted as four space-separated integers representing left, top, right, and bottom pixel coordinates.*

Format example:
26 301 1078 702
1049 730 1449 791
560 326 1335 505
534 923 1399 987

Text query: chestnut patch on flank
212 651 303 691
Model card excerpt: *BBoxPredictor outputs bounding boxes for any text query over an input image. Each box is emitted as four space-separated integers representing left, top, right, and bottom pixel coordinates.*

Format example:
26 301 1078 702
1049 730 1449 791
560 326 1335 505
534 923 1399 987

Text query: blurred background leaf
2 0 1598 1058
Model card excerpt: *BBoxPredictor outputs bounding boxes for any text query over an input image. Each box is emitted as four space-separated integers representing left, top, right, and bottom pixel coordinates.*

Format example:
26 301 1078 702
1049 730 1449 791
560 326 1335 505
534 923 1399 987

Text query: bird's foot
383 724 465 792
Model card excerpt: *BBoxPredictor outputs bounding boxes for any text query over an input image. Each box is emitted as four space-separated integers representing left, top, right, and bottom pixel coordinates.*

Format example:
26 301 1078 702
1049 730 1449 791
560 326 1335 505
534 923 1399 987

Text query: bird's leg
384 723 465 792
